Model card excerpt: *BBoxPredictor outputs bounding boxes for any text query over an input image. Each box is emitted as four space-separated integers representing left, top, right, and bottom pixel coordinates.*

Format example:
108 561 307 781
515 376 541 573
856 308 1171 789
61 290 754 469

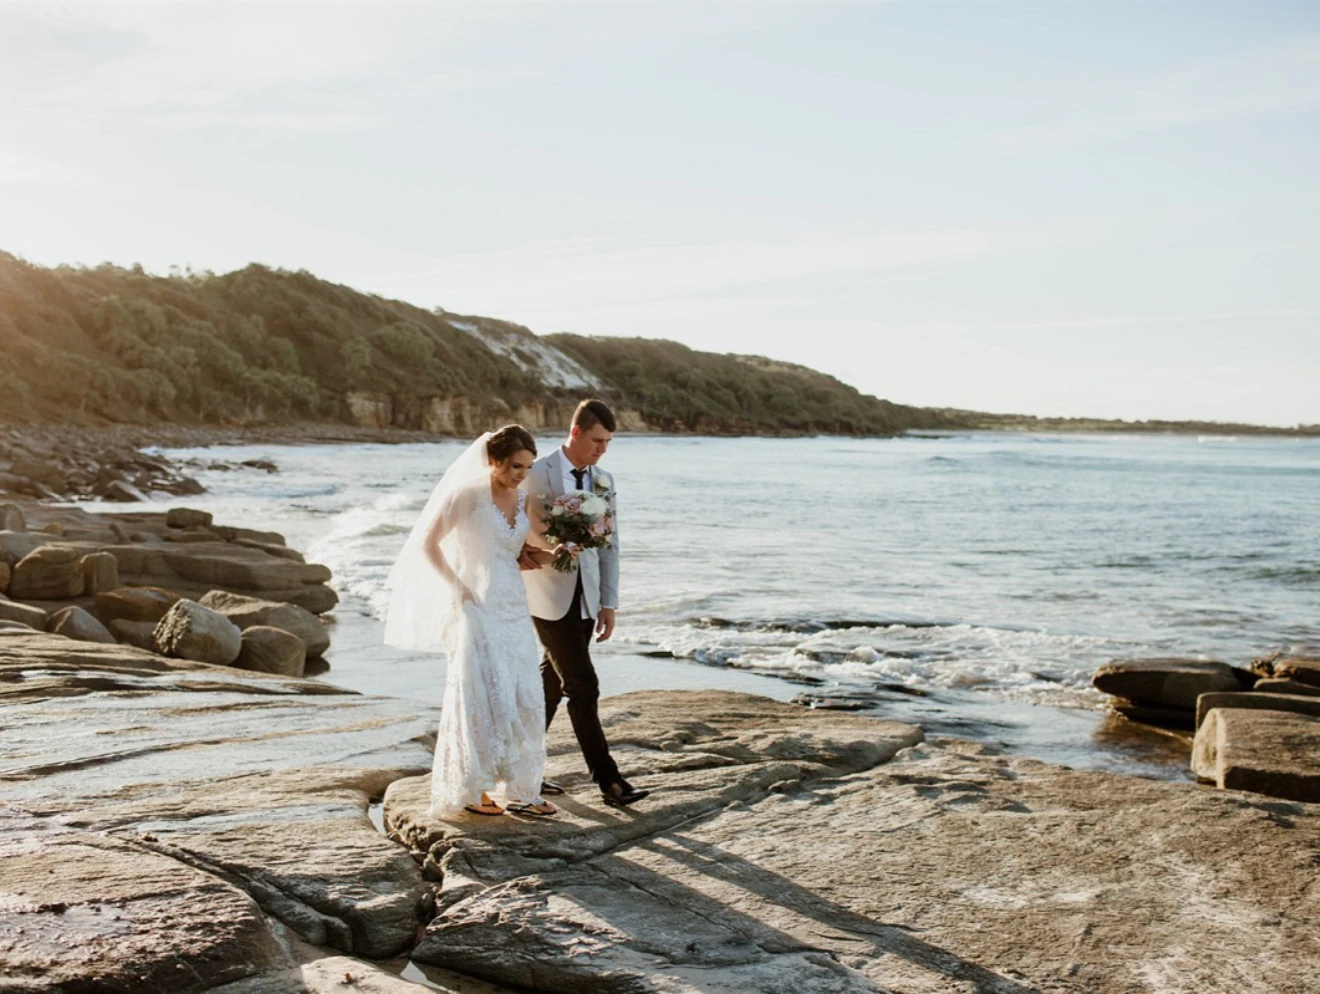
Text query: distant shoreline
4 418 1320 454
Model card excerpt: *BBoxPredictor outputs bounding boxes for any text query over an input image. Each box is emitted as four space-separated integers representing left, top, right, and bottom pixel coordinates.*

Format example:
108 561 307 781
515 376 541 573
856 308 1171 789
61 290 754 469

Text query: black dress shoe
540 779 566 796
601 779 650 808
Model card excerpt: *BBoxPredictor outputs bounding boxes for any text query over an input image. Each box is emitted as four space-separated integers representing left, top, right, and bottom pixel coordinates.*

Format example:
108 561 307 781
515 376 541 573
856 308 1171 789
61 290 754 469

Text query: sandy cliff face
344 391 649 434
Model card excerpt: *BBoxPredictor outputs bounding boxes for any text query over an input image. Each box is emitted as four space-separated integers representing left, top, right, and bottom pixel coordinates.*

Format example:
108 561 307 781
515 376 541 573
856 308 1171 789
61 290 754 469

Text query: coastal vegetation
2 251 1315 437
0 252 951 435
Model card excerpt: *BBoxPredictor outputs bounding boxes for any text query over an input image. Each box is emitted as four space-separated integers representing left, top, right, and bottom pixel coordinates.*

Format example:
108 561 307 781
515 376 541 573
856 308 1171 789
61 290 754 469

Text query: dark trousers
533 578 620 787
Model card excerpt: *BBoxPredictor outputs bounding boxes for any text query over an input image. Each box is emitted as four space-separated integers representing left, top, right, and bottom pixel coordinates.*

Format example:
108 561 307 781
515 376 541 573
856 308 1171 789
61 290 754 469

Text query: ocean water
147 432 1320 778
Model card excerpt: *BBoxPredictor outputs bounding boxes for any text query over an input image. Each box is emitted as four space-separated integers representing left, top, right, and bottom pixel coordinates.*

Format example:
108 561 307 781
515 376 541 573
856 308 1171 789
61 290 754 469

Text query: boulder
0 560 8 594
1272 655 1320 688
235 538 306 562
109 618 159 651
153 598 242 666
200 589 331 658
0 594 48 629
1196 691 1320 728
103 479 149 502
1252 650 1320 688
212 525 289 546
93 585 182 625
0 502 25 531
1092 658 1250 710
233 625 306 677
105 542 337 614
165 528 223 543
0 529 42 566
46 605 117 644
163 475 206 496
1254 678 1320 698
1193 707 1320 802
166 507 214 529
94 464 130 492
79 550 120 595
12 458 65 491
9 544 85 599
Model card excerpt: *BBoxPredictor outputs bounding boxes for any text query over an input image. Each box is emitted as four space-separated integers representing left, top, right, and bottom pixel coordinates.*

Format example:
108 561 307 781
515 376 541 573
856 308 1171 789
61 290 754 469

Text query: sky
2 1 1318 426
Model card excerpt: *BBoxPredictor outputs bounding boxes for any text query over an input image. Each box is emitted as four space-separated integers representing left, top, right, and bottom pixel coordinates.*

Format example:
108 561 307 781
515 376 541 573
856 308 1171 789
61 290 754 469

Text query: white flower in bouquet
580 494 608 517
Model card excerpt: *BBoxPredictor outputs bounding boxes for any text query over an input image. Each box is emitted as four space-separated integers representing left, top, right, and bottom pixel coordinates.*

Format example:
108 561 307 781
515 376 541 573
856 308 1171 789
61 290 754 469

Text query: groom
520 399 649 808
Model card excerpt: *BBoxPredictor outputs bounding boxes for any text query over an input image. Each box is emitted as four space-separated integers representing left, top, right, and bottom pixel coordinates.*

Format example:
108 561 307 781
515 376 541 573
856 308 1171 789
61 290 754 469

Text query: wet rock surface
387 691 1320 994
3 634 1318 994
0 630 438 991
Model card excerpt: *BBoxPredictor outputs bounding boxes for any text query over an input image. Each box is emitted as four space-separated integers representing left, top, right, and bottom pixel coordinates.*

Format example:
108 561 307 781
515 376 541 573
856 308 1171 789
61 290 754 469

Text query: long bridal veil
383 433 495 652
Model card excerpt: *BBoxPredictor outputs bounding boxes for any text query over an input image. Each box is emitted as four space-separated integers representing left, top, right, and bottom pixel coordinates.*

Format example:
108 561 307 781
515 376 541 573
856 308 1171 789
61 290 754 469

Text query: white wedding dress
383 435 547 816
430 488 546 814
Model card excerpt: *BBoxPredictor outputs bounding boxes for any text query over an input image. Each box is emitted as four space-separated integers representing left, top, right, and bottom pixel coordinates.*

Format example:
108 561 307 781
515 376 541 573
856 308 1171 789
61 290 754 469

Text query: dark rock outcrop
1092 657 1252 711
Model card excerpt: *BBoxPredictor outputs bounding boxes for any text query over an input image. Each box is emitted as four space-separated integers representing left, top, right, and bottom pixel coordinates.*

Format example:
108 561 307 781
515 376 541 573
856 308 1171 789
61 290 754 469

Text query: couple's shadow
513 794 1041 994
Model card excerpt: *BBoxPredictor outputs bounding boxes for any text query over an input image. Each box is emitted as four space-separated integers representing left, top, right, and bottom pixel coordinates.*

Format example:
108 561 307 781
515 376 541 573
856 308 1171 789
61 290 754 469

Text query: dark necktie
571 467 587 491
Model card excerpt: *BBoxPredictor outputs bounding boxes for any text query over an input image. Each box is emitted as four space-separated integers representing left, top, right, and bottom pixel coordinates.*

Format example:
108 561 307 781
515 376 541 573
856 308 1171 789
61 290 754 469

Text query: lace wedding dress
383 436 547 816
430 488 546 814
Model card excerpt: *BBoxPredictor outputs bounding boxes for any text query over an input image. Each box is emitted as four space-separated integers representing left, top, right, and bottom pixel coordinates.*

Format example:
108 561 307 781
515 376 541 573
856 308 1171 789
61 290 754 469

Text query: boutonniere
594 472 613 496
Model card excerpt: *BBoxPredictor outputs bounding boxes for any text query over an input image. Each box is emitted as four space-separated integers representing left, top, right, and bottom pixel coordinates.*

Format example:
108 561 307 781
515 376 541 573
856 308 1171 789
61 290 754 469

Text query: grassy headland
1 251 1314 437
0 252 959 435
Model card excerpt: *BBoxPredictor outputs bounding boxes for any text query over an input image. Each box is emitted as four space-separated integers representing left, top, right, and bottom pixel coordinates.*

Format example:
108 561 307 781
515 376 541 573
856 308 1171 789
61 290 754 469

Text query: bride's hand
458 584 478 604
552 543 581 559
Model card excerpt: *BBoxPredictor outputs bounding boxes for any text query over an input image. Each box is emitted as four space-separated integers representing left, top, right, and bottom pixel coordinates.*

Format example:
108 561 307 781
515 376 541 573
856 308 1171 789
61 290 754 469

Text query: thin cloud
998 34 1320 149
372 223 1078 315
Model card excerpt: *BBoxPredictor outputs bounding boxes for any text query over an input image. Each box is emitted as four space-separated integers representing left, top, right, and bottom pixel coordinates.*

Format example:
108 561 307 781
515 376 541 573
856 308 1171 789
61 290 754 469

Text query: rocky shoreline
4 629 1318 993
0 424 458 503
2 484 1319 989
1091 656 1320 803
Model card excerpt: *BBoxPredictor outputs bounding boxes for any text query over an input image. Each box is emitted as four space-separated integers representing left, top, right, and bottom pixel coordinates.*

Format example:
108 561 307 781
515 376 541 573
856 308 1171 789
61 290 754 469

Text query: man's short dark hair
573 399 616 433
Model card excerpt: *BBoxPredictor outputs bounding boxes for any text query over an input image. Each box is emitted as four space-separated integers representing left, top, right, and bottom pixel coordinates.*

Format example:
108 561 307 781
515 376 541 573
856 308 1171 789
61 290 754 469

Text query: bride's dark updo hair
486 424 537 463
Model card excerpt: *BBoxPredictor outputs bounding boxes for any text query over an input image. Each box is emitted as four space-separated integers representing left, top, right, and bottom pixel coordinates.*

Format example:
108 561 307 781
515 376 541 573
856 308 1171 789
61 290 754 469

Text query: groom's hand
517 545 544 571
595 608 616 642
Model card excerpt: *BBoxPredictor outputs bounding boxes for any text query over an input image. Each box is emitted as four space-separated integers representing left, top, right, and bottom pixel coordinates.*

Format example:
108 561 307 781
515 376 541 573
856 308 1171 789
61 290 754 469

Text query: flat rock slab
0 631 438 991
1092 658 1250 710
385 691 924 870
0 807 283 993
1196 690 1320 728
1253 678 1320 698
1193 706 1320 802
392 696 1320 994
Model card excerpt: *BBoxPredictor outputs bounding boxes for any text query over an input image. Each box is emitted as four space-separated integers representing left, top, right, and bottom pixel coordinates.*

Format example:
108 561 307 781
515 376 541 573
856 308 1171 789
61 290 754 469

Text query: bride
384 425 557 818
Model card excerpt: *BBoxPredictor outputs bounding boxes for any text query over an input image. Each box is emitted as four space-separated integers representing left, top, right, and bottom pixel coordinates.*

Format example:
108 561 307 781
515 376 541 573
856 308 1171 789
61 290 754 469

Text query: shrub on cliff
547 335 957 435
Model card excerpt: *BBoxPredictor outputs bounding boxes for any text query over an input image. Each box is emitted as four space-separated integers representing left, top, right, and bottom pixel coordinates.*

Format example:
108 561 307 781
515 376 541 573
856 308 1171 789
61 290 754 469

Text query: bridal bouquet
540 482 615 573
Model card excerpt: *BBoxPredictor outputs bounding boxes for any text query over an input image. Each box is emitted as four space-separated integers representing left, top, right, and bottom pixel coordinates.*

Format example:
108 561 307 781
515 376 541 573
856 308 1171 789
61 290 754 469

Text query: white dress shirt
560 447 593 619
560 448 593 496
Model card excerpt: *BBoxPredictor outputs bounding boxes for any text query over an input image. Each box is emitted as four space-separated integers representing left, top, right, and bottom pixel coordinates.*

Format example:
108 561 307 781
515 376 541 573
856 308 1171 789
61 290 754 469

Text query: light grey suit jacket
520 448 619 621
